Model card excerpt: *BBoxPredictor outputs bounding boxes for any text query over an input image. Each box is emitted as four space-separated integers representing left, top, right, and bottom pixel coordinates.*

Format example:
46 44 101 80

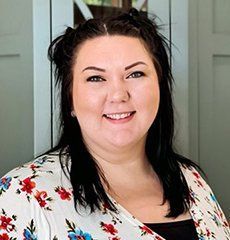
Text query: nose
108 81 130 103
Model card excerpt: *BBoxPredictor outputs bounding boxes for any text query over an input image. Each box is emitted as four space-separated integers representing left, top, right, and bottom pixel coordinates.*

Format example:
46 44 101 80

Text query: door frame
188 0 199 163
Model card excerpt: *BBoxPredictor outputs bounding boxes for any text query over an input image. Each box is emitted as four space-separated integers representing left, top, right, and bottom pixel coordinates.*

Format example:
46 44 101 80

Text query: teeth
105 112 132 120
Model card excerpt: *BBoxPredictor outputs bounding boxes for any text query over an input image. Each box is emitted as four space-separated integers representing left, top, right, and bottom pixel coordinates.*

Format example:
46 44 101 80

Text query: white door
190 0 230 215
0 0 34 175
51 0 73 147
0 0 73 176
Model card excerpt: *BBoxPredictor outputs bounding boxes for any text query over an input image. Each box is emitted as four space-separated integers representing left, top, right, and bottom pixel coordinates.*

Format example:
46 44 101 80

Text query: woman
0 9 229 240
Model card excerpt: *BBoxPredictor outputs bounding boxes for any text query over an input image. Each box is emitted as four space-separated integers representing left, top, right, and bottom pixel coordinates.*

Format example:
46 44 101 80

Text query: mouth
103 111 136 120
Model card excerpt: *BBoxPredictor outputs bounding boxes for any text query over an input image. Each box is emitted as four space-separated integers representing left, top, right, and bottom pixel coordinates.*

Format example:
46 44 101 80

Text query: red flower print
140 225 153 235
101 203 110 215
223 220 229 227
102 203 110 210
192 171 200 179
194 220 200 228
109 237 120 240
0 233 9 240
0 216 14 232
21 177 36 194
30 164 39 171
100 222 118 235
155 236 163 240
75 237 84 240
34 191 48 207
206 228 211 237
197 180 203 187
55 187 71 200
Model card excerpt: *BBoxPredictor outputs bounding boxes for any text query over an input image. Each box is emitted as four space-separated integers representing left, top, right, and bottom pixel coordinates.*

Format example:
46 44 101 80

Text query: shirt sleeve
0 172 50 239
182 165 230 239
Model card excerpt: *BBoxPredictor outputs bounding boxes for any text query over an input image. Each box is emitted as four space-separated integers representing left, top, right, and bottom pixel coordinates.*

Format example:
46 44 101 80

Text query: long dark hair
48 8 199 218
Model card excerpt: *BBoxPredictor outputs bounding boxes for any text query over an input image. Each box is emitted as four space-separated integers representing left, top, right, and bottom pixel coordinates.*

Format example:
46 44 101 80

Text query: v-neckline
106 193 167 239
105 168 199 240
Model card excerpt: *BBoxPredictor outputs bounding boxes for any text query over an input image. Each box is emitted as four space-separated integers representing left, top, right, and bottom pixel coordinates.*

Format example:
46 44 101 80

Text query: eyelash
86 76 105 82
127 71 144 79
86 71 144 82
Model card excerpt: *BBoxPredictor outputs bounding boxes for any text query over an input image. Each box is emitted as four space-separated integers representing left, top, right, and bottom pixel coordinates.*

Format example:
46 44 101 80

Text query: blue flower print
23 220 37 240
0 176 12 192
34 156 47 165
23 229 38 240
68 229 92 240
66 219 93 240
210 193 218 203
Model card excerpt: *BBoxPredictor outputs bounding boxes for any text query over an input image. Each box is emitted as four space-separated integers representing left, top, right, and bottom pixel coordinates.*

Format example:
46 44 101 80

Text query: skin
72 35 159 161
72 35 191 223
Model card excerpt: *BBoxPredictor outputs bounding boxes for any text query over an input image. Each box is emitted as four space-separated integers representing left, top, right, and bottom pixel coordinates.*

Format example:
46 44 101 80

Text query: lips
103 111 136 120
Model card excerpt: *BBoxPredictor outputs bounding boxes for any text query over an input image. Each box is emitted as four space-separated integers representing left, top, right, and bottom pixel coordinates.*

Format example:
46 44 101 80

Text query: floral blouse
0 153 229 240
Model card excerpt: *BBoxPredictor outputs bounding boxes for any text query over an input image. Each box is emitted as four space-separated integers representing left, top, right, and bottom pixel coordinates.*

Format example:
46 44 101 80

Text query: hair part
48 8 200 218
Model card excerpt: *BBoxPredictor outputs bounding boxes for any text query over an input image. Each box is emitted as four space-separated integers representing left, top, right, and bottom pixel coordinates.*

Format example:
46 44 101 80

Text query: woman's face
72 35 160 152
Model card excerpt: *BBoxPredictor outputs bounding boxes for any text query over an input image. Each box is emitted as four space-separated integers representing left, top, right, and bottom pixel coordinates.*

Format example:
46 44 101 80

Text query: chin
107 135 141 149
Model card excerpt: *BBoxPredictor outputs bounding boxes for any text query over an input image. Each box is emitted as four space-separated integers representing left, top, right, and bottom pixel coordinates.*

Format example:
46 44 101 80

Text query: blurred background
0 0 229 217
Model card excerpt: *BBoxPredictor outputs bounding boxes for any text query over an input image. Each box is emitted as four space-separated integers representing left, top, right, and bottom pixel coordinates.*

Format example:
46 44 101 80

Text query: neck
83 135 155 189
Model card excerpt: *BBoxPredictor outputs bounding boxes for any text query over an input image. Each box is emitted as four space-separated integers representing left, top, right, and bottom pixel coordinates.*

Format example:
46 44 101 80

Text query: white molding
148 0 170 40
171 0 189 157
188 0 199 163
33 0 51 156
74 0 93 20
51 0 74 147
134 0 146 10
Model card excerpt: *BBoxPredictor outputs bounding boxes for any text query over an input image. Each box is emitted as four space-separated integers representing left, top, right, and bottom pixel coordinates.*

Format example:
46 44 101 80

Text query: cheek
72 85 104 117
134 80 160 113
151 85 160 111
151 84 160 117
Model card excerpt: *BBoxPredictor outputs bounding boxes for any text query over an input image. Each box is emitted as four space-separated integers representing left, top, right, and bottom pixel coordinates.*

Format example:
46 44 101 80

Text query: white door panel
190 0 230 216
0 0 34 175
0 0 73 176
33 0 52 156
51 0 73 147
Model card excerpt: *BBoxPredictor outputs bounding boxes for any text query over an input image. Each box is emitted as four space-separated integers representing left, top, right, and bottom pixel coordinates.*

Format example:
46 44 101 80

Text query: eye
127 71 144 79
86 75 105 82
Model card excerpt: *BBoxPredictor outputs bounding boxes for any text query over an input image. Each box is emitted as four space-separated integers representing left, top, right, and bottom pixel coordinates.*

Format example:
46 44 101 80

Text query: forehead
74 35 153 67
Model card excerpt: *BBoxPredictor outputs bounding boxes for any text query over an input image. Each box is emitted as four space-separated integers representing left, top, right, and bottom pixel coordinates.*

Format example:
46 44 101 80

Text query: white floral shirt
0 153 229 240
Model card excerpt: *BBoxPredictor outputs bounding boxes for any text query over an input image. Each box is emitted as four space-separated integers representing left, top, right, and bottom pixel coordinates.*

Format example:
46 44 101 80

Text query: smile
103 111 136 120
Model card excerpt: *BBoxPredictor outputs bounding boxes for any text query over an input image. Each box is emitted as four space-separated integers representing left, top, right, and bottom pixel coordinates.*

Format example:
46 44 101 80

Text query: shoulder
0 152 73 239
1 153 59 181
180 163 210 191
180 166 230 238
179 163 220 207
0 151 71 200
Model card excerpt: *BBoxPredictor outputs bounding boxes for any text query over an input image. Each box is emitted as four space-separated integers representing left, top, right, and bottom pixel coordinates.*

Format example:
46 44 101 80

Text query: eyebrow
82 61 147 72
125 61 147 70
82 66 105 72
